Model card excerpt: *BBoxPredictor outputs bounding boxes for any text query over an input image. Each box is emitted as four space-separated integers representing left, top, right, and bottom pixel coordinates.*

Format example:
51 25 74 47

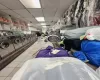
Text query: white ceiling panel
13 9 32 18
20 18 29 22
52 0 76 21
34 23 40 26
32 24 41 28
1 10 21 18
60 0 76 12
0 4 8 9
53 17 59 22
32 23 39 26
41 0 60 8
28 9 43 17
43 8 57 17
25 18 34 21
20 0 41 8
34 26 42 30
54 9 63 18
25 18 38 22
45 17 54 22
0 0 24 9
45 21 53 25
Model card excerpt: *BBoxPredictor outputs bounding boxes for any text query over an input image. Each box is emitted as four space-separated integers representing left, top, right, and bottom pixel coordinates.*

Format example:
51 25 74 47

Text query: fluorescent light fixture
35 17 45 22
42 26 47 28
20 0 41 8
40 23 46 25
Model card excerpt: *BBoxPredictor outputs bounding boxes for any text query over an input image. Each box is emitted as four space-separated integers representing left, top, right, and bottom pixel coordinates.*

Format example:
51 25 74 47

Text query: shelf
0 21 10 25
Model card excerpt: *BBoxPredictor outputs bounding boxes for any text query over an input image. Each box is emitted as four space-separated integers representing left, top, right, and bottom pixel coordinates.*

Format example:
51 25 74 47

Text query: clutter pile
11 27 100 80
35 27 99 67
60 27 100 68
35 27 100 68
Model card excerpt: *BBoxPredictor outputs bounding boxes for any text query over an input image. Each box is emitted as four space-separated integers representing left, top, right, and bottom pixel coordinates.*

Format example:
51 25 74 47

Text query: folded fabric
36 46 69 58
73 51 89 62
85 27 100 40
81 40 100 67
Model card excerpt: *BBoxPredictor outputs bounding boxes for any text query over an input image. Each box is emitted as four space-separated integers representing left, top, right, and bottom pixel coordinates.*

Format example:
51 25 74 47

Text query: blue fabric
81 40 100 67
73 51 88 62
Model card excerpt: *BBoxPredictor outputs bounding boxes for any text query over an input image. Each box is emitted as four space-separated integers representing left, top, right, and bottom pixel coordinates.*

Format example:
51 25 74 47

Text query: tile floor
0 39 53 80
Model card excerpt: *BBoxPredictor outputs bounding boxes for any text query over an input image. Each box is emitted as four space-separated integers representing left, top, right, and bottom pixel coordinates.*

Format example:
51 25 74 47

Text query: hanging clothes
95 0 100 11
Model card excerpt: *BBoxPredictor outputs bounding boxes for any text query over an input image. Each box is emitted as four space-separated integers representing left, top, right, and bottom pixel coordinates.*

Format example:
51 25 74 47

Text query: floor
0 38 53 80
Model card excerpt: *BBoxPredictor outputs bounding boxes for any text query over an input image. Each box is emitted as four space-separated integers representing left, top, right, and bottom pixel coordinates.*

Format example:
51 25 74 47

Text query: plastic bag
64 26 98 39
96 67 100 77
85 27 100 40
12 57 100 80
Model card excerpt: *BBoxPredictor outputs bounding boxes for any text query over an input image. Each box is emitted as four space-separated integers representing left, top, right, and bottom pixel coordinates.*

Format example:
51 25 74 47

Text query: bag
64 39 82 51
96 67 100 77
11 57 100 80
64 26 97 39
85 27 100 40
81 40 100 67
36 46 69 58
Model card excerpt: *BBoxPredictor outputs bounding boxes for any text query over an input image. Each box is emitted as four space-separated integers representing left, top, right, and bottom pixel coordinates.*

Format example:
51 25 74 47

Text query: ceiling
0 0 76 29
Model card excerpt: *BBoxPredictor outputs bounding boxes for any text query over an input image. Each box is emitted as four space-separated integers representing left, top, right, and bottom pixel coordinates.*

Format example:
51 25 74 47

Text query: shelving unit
11 17 28 31
0 21 10 25
0 11 34 65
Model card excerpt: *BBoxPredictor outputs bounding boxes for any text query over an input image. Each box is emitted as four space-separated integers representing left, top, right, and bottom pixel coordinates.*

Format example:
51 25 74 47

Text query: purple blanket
36 46 69 58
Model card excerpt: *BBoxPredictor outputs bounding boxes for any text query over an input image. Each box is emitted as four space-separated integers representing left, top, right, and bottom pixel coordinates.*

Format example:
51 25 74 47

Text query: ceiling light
35 17 45 22
20 0 41 8
42 26 47 28
40 23 46 25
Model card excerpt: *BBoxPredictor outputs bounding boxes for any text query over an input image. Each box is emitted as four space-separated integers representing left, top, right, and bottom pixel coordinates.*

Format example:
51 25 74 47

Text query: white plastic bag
85 27 100 40
12 57 100 80
64 26 98 39
96 67 100 77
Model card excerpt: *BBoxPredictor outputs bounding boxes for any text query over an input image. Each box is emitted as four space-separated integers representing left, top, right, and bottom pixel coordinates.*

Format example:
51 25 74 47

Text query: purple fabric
46 46 53 50
55 47 65 50
36 46 69 58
